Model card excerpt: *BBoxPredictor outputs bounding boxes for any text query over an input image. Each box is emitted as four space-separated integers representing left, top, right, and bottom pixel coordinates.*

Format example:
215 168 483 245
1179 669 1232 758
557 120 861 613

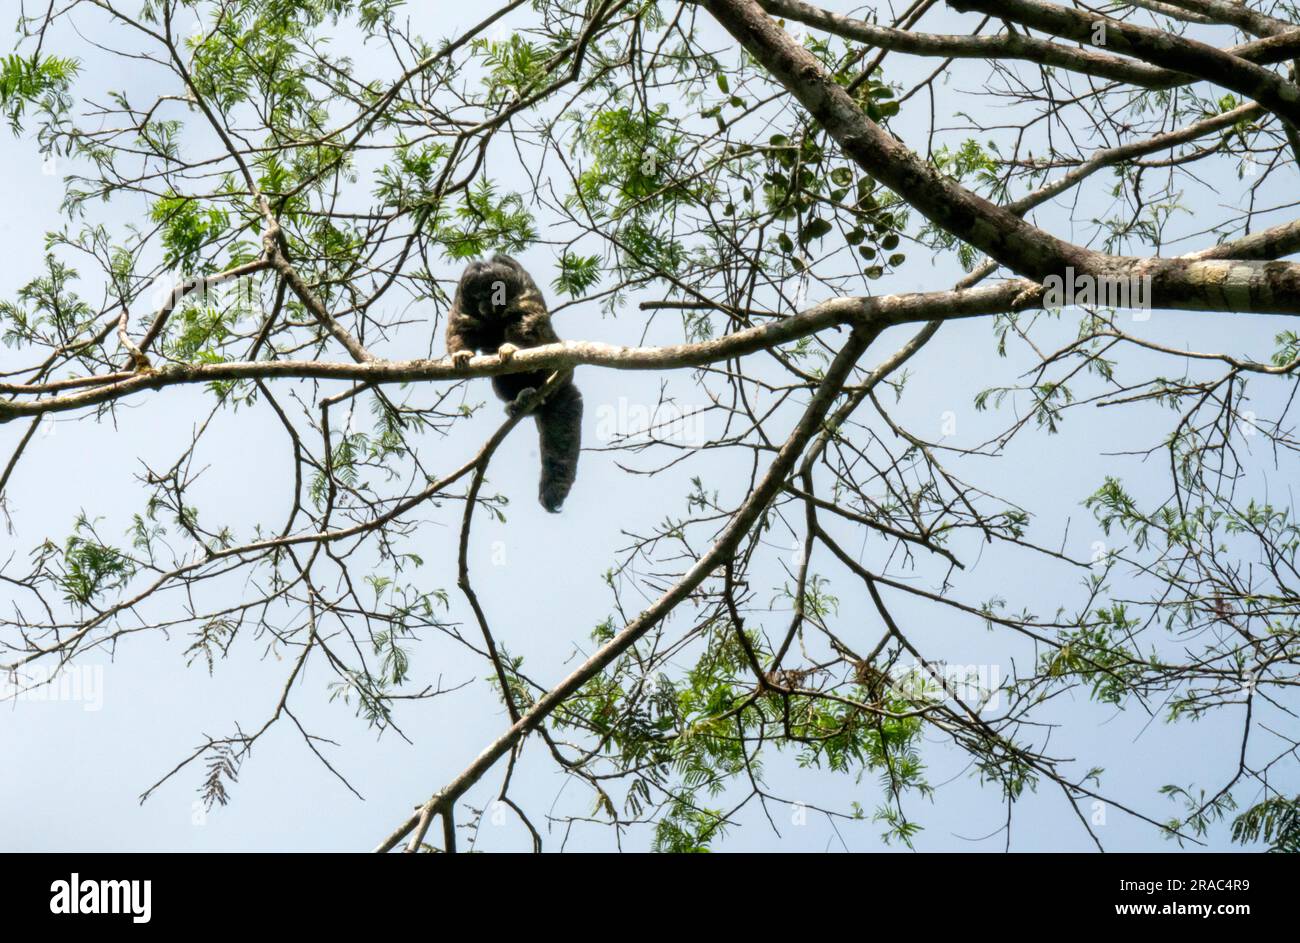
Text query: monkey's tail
535 381 582 512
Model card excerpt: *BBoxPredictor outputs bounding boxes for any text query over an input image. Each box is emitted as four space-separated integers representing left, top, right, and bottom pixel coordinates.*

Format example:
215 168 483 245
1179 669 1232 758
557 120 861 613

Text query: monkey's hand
506 387 539 417
496 342 519 362
450 349 474 369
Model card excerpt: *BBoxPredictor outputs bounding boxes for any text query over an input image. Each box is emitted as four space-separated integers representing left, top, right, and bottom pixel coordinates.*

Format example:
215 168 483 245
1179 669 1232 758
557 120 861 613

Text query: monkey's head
458 254 527 320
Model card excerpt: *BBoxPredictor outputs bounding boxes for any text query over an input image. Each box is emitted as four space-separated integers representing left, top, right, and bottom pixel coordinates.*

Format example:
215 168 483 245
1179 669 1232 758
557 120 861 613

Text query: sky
1 1 1296 852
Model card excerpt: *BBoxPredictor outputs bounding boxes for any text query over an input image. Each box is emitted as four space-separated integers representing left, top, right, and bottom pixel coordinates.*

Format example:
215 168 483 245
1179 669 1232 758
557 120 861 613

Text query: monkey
446 254 582 513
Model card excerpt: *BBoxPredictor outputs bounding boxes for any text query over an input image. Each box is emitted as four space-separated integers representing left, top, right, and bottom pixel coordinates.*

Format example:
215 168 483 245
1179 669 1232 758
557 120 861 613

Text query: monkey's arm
445 297 480 367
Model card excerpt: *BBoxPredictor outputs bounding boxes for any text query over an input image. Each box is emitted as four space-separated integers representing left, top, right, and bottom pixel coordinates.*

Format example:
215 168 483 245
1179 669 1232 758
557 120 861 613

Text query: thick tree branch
761 0 1300 89
700 0 1300 309
946 0 1300 126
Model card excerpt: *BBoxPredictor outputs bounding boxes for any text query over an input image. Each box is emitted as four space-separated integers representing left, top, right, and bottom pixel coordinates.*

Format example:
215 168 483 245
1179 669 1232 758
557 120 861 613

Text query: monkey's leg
493 373 533 405
505 387 538 417
534 381 583 513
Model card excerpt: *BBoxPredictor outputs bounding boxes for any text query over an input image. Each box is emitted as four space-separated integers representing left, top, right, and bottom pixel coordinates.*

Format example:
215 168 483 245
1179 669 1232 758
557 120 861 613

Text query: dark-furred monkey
446 254 582 512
